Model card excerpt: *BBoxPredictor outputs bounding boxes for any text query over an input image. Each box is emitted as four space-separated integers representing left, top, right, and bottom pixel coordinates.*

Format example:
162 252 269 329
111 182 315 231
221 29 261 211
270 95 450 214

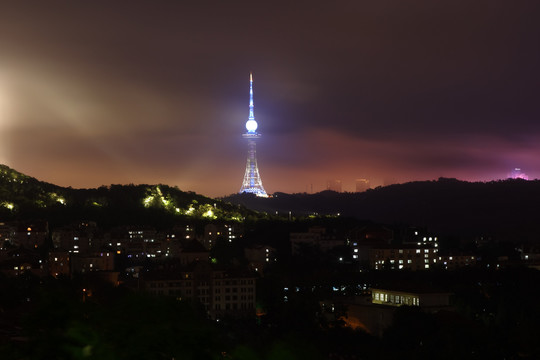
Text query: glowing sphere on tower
246 119 258 132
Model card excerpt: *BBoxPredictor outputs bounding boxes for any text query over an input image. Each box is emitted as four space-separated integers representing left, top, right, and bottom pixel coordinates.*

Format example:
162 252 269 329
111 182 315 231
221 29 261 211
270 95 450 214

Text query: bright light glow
50 193 66 205
2 202 14 210
202 209 216 218
509 167 529 180
143 195 153 207
246 119 258 132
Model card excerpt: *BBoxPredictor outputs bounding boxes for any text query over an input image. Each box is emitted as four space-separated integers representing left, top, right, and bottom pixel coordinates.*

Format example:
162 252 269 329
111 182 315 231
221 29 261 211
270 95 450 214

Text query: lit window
416 249 421 254
425 264 429 269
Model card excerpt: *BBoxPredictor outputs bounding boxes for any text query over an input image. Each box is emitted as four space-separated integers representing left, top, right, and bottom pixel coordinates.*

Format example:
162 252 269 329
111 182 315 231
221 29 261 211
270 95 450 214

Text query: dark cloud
0 1 538 196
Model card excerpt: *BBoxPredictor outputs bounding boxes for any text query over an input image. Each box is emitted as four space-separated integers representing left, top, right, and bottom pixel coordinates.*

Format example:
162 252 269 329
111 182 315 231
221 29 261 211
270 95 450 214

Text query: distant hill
224 178 540 242
3 164 538 242
0 164 253 228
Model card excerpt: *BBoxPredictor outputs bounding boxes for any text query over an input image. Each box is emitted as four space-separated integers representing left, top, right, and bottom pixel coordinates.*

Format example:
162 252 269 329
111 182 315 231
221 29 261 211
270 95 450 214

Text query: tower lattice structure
239 73 268 197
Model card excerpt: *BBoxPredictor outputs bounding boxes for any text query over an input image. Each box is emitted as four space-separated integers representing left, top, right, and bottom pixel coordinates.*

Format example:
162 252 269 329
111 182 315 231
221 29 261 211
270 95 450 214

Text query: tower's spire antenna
249 72 254 120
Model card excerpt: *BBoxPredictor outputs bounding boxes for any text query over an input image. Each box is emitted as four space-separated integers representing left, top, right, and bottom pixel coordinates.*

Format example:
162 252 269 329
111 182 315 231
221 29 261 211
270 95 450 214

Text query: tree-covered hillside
225 178 540 242
0 165 255 228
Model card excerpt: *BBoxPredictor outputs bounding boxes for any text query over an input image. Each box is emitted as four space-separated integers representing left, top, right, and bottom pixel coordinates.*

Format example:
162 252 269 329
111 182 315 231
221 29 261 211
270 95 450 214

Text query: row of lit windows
373 292 420 306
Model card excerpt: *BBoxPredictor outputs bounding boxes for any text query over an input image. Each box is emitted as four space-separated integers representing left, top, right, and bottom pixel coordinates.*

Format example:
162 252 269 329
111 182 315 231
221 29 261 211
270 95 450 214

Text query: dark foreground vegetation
1 266 540 360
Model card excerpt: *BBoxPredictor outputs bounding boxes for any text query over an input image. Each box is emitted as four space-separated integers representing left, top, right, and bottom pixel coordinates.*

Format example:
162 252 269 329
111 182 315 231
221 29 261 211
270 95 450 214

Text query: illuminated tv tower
239 73 268 197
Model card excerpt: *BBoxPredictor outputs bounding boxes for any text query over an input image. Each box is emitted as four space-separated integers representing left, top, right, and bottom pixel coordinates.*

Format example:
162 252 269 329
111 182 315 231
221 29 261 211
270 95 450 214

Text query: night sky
1 1 539 196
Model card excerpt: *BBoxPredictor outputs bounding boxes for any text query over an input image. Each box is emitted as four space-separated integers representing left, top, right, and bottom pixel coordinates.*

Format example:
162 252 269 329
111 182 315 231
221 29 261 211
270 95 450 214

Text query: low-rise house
0 247 46 277
13 221 48 249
